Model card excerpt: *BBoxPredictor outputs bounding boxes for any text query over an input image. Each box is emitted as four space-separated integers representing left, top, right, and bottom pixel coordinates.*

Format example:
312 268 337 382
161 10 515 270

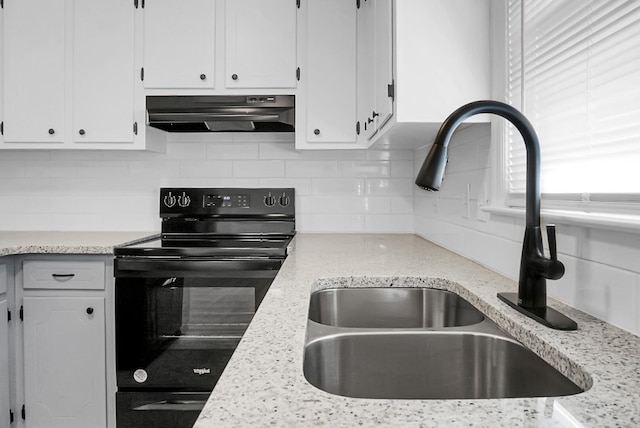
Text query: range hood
146 95 295 133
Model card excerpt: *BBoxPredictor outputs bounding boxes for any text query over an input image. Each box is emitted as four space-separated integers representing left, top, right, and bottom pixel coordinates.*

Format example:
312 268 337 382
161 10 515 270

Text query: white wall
413 124 640 336
0 133 414 233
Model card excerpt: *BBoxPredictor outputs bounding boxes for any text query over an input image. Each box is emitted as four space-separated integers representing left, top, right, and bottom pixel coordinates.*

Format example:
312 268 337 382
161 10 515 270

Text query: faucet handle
546 224 558 261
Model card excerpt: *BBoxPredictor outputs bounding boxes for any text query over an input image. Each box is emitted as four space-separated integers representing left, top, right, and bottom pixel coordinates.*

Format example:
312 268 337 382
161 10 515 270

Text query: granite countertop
195 233 640 427
0 231 157 256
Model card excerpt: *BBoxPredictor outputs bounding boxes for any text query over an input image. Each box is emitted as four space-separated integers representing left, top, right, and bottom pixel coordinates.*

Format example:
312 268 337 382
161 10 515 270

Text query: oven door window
115 274 274 390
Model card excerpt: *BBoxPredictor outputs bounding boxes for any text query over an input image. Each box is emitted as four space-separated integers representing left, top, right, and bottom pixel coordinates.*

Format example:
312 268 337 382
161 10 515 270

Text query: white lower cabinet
1 295 9 428
23 296 106 428
1 255 114 428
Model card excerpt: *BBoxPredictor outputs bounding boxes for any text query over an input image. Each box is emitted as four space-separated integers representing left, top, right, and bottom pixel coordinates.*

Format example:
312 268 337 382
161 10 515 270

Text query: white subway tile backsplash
207 142 259 160
390 160 415 178
338 161 390 178
233 160 285 177
259 142 301 160
165 142 208 159
366 178 413 196
180 160 234 177
311 179 365 195
286 160 339 177
0 161 26 177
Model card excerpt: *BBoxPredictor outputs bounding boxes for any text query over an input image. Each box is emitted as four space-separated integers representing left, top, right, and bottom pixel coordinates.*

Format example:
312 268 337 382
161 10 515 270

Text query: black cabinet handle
52 273 75 278
200 74 206 80
86 307 94 315
232 74 238 80
48 128 55 135
79 129 85 135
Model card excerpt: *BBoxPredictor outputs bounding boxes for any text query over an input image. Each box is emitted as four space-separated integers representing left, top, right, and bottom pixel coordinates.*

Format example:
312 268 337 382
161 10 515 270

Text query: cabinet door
224 0 297 88
304 0 357 143
143 0 216 89
73 0 135 144
2 0 66 143
357 0 377 141
0 298 9 428
23 297 106 428
373 0 394 130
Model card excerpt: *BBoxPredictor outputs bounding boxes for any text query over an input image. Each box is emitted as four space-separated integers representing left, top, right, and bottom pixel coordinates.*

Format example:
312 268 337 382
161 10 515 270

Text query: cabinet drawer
23 260 105 290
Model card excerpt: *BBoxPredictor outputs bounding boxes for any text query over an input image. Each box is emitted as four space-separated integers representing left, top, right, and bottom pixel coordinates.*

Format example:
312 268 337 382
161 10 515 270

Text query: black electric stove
113 188 295 428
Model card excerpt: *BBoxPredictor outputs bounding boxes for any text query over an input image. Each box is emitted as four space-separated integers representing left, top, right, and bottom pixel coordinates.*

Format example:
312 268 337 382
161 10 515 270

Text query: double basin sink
303 286 584 400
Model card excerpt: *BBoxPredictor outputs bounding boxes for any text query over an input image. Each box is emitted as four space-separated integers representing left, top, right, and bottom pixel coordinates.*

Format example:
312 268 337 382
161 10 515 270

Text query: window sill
481 205 640 233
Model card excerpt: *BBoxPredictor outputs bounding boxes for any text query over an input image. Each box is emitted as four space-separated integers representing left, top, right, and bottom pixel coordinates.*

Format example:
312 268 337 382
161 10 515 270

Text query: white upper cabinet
142 0 297 92
1 0 150 150
142 0 216 89
74 0 136 144
356 0 394 144
373 0 394 132
2 0 66 144
225 0 297 89
296 0 358 149
371 0 491 148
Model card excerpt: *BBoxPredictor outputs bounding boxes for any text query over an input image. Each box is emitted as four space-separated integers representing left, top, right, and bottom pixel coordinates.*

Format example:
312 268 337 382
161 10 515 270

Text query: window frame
489 0 640 229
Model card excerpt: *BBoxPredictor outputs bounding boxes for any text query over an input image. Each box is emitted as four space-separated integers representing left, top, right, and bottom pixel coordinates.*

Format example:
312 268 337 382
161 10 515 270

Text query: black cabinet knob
48 128 55 135
314 129 320 135
79 129 85 135
200 74 206 80
86 307 94 315
232 74 238 80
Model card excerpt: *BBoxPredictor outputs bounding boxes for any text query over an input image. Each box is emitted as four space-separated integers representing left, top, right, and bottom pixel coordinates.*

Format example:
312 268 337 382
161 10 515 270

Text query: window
505 0 640 210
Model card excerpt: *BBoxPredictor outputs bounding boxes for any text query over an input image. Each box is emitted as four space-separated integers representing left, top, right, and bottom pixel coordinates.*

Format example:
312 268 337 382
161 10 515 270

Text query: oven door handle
115 258 282 277
133 400 206 412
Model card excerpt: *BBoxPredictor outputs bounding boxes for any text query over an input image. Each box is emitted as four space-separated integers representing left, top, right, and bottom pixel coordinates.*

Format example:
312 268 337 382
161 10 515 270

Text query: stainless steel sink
308 287 484 328
303 331 583 399
303 286 584 400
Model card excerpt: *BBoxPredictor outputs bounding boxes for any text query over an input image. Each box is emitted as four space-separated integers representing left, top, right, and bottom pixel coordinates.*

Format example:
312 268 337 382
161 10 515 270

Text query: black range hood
146 95 295 133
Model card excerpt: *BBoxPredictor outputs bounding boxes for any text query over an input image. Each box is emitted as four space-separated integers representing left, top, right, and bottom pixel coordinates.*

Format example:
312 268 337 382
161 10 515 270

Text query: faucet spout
415 100 577 330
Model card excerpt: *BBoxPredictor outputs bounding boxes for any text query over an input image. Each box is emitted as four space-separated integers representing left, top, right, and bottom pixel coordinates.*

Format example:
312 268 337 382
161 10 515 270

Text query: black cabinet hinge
21 405 25 420
19 305 23 321
387 80 395 100
296 67 301 81
356 121 360 135
140 67 144 81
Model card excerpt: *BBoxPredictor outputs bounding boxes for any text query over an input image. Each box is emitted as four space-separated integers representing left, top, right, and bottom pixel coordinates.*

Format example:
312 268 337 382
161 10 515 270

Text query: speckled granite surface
0 231 157 255
194 233 640 428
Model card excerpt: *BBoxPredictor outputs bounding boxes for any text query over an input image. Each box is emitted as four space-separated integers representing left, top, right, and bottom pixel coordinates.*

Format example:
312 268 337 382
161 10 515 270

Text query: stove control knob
264 193 276 207
278 193 290 207
163 192 177 208
178 192 191 208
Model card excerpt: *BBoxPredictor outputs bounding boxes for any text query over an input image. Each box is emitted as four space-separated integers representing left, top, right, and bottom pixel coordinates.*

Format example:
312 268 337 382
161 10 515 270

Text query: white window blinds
507 0 640 197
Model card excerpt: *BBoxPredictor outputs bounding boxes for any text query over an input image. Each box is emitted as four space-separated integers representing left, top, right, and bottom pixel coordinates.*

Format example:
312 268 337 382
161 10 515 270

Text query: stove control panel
160 187 295 217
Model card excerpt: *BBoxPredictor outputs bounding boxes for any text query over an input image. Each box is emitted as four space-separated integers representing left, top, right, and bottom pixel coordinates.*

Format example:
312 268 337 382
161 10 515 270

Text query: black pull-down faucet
415 100 577 330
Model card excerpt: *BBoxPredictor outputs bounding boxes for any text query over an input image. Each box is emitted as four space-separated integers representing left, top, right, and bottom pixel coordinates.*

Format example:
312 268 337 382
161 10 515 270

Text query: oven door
114 257 281 391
